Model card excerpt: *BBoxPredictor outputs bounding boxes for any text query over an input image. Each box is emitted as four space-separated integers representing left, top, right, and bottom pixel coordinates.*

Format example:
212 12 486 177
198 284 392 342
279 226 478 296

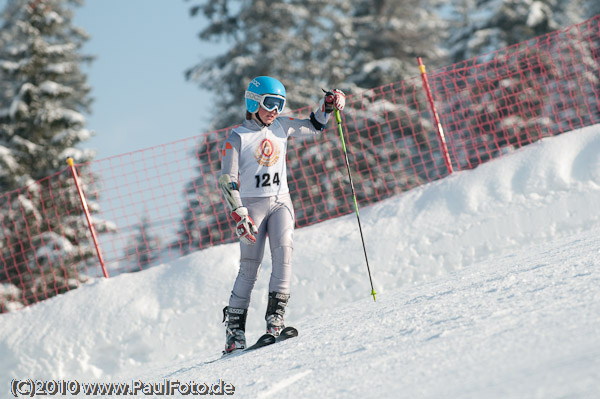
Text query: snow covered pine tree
0 0 113 312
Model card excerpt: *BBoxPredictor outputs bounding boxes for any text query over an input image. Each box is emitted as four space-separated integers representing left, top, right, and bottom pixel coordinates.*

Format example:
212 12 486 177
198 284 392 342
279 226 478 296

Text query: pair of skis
219 326 298 360
244 326 298 351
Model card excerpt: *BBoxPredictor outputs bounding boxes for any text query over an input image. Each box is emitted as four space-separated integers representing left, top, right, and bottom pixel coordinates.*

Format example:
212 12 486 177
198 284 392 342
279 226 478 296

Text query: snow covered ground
1 124 599 398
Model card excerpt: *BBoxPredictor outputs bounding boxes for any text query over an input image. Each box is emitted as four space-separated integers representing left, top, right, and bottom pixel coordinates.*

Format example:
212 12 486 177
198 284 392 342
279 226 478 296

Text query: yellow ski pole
334 109 377 302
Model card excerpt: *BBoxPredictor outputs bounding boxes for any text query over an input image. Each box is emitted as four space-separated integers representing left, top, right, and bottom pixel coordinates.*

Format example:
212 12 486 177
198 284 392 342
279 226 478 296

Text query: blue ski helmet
245 76 286 114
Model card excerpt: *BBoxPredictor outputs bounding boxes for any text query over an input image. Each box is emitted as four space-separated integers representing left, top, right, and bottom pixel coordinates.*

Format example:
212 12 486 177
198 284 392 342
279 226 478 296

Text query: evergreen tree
185 0 445 128
124 214 161 271
185 0 352 131
440 0 598 169
0 0 111 311
347 0 445 90
341 0 449 200
0 0 94 188
585 0 600 18
444 0 590 65
556 0 599 27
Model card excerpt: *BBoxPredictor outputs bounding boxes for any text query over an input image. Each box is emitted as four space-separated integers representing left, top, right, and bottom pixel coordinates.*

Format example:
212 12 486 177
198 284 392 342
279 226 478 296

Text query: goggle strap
245 91 263 102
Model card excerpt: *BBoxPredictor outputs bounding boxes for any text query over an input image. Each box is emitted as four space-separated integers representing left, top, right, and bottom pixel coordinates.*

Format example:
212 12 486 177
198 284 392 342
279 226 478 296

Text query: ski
242 326 298 351
276 326 298 342
244 326 298 351
244 332 277 351
214 333 275 362
206 327 299 364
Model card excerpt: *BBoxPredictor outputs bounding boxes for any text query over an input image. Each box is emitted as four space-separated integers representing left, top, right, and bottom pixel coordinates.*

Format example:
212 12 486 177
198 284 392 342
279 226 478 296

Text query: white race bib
234 120 289 197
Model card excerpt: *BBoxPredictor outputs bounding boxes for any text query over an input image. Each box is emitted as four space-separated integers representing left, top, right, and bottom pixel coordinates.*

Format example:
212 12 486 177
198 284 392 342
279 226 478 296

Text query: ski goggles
246 91 286 113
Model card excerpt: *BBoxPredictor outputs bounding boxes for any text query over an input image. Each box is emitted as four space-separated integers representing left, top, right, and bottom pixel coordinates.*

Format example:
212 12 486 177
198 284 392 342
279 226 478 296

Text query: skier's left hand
323 89 345 113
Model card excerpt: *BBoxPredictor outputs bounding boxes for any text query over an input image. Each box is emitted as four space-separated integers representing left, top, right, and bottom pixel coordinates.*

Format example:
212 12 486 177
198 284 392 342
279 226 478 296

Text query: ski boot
223 306 247 353
265 292 290 337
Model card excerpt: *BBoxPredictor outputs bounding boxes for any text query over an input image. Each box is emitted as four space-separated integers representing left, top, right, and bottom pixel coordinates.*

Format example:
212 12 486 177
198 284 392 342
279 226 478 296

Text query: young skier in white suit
218 76 345 353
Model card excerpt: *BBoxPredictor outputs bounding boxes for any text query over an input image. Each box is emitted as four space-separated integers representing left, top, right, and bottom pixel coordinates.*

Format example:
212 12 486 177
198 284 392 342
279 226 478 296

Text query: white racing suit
220 109 330 309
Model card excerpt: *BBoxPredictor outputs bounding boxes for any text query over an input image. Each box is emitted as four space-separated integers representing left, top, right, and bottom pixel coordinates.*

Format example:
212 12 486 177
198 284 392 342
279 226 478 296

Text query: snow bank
0 125 599 394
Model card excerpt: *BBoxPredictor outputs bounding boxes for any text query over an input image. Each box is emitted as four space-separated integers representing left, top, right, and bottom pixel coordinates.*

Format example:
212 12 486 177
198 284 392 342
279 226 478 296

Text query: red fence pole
417 57 454 174
67 158 109 278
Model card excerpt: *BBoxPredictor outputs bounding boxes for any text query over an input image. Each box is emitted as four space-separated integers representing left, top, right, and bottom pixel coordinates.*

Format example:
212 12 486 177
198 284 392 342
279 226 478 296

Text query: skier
218 76 345 353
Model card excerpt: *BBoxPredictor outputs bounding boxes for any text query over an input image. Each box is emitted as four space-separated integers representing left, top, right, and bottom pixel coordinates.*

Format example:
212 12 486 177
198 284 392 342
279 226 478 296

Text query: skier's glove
231 207 258 245
323 89 346 113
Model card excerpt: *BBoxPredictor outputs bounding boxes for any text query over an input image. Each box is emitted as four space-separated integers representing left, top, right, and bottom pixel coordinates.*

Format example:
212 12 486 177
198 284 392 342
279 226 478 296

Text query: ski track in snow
1 125 599 398
257 369 313 399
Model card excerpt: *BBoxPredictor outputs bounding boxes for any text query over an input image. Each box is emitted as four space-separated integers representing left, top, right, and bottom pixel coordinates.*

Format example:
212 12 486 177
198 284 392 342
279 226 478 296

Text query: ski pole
334 109 377 302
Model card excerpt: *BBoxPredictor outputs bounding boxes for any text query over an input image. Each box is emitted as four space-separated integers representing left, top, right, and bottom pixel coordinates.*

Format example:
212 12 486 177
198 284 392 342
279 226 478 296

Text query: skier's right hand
231 207 258 245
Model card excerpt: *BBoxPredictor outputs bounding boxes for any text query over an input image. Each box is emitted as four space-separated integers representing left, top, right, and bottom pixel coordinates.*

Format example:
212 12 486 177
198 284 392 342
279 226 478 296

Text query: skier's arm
218 133 243 211
284 89 346 137
219 132 258 245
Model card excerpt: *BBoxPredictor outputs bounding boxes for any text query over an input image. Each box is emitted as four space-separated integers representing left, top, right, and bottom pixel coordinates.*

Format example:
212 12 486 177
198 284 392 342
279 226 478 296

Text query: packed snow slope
1 125 599 398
